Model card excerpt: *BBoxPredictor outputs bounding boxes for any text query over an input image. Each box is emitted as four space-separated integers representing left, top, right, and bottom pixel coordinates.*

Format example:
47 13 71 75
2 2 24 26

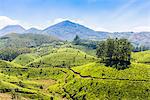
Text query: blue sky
0 0 150 32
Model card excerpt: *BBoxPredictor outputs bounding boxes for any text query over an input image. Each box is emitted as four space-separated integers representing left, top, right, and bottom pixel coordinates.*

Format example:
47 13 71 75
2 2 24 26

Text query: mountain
110 32 134 39
0 25 25 36
129 32 150 47
42 20 106 40
25 28 42 34
0 21 149 48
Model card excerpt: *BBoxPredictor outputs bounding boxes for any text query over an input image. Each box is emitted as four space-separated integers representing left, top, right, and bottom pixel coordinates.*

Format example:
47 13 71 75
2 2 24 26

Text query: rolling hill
12 54 39 66
0 46 150 99
0 33 59 48
132 50 150 64
26 48 97 68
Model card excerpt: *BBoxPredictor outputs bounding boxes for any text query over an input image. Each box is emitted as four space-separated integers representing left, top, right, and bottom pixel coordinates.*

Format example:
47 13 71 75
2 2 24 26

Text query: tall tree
73 35 81 45
96 38 132 70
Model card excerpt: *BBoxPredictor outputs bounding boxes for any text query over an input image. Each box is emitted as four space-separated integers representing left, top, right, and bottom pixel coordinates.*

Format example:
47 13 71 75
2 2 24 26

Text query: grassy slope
47 58 150 100
0 60 65 99
26 48 97 68
12 54 39 66
0 60 23 68
0 48 150 100
47 50 150 100
132 50 150 64
72 62 150 81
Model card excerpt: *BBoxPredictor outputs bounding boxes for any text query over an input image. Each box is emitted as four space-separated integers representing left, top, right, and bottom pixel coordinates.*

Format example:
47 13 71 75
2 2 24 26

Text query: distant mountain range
0 20 150 47
24 28 42 34
0 25 25 36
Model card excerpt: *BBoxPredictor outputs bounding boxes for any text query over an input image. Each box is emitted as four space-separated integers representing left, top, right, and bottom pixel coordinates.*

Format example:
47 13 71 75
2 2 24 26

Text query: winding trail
69 68 150 82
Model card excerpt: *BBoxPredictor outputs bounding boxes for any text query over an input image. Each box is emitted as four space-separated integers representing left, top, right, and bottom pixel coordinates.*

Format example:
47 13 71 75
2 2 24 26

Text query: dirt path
0 93 12 100
69 68 150 82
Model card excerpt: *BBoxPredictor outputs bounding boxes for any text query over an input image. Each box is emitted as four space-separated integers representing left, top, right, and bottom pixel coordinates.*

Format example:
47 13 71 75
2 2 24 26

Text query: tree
0 47 31 61
96 38 132 70
96 41 106 61
73 35 81 45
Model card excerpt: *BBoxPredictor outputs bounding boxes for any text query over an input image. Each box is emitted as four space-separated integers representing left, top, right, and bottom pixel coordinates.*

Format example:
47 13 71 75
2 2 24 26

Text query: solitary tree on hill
96 38 132 70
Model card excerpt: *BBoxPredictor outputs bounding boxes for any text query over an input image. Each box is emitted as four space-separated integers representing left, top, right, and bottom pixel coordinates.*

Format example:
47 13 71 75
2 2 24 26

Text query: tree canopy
96 38 132 70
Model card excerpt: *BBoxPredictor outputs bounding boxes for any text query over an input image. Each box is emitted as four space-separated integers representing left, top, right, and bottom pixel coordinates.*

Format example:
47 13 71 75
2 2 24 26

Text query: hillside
0 21 150 48
132 50 150 64
42 20 102 40
0 33 59 48
27 48 97 68
0 34 149 100
12 54 39 66
0 47 150 99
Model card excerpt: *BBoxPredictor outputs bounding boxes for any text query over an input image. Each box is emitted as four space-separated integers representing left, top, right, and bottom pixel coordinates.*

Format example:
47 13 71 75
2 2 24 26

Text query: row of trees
73 35 97 49
133 45 150 52
96 38 132 70
0 48 31 61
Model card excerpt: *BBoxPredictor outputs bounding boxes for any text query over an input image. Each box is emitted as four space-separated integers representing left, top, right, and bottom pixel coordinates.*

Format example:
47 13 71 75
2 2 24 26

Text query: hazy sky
0 0 150 32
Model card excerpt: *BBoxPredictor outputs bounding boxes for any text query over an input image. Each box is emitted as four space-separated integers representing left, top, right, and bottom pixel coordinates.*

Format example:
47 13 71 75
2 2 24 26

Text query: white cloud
93 27 110 32
132 26 150 32
0 16 42 30
0 16 20 29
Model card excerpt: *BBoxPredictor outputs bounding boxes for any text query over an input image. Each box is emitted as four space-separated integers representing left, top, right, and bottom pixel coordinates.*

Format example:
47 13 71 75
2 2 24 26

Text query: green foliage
0 48 32 61
73 35 81 45
12 54 39 66
72 62 150 81
0 45 149 100
62 78 150 100
96 38 132 70
27 48 96 68
132 50 150 64
0 60 23 68
0 33 59 48
73 35 98 49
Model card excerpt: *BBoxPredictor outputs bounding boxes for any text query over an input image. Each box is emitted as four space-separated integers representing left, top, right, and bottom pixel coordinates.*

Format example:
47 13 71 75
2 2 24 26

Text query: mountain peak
62 20 72 23
42 20 101 40
0 25 25 36
1 25 25 30
54 20 77 27
25 27 41 34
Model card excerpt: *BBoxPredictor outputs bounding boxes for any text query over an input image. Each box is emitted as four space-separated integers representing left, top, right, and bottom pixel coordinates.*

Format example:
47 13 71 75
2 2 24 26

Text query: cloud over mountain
0 16 19 29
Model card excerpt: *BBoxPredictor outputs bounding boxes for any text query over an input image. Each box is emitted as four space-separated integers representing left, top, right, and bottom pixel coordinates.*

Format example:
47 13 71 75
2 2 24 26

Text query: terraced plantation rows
0 47 150 100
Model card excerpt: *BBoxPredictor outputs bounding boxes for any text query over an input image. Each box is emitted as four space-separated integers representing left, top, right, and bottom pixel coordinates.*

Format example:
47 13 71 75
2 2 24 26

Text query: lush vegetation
0 36 149 100
96 38 132 70
27 48 96 68
12 53 39 66
0 33 59 48
132 50 150 64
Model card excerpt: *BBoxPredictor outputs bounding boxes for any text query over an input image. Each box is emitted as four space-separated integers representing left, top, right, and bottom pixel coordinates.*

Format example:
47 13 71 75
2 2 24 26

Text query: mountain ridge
0 20 150 47
0 25 26 36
